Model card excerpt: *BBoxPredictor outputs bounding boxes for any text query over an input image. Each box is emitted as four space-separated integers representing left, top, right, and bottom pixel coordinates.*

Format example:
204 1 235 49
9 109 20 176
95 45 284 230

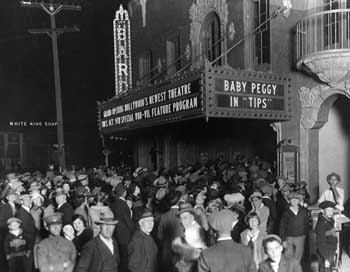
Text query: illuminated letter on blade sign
114 5 132 95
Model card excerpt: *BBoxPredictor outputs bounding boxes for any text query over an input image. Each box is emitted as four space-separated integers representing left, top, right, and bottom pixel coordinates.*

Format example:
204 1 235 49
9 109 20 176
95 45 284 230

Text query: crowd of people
0 155 344 272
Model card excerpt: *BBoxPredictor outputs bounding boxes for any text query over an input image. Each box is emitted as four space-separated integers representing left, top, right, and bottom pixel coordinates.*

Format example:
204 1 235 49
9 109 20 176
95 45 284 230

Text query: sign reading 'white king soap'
114 5 132 95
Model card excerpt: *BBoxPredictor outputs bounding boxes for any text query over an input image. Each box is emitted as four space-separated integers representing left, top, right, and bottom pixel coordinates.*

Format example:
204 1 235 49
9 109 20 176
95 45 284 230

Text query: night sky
0 0 128 166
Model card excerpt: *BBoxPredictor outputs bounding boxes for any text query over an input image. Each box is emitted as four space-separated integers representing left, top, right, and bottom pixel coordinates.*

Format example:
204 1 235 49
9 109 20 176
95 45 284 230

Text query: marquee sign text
100 77 203 133
215 78 285 111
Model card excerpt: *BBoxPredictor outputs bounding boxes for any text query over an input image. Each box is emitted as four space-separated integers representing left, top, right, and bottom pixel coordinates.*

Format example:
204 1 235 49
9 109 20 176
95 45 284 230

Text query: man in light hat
279 192 308 263
318 172 344 211
36 213 77 272
259 234 302 272
75 213 120 272
198 209 256 272
128 209 158 272
110 182 134 272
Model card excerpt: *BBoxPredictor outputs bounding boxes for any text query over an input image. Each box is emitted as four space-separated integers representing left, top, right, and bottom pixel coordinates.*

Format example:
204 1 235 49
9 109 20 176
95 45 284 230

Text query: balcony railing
296 9 350 65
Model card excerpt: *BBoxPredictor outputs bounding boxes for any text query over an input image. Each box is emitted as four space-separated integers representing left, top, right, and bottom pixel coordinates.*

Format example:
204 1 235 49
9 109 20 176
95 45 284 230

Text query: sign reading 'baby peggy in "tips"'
215 78 285 111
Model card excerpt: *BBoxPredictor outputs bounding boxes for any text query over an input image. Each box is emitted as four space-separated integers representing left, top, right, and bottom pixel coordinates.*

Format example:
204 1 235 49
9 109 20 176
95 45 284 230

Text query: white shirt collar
217 236 232 241
99 235 114 254
22 206 31 213
57 200 67 210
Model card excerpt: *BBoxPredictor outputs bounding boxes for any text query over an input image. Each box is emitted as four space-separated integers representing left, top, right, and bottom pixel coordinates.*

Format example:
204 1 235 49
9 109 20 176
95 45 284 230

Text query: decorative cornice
298 82 350 129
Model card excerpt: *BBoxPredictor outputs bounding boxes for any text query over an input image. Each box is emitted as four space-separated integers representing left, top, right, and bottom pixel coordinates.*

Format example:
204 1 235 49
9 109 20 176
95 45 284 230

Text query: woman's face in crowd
73 218 85 233
251 197 262 207
248 217 259 230
196 193 206 205
63 183 70 192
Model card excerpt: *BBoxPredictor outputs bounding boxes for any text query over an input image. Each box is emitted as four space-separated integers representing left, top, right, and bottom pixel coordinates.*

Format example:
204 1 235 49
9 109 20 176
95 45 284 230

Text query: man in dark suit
157 190 183 271
128 209 158 272
259 234 302 272
55 189 74 226
75 213 120 272
110 183 134 272
198 209 256 272
17 194 36 272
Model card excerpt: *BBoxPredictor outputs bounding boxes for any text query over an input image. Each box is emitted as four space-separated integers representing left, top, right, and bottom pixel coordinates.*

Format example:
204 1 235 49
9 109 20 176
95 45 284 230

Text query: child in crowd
315 201 338 271
4 217 33 272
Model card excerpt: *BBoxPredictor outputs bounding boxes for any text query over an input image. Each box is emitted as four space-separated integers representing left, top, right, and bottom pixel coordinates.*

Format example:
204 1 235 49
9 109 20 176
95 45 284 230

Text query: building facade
98 0 350 204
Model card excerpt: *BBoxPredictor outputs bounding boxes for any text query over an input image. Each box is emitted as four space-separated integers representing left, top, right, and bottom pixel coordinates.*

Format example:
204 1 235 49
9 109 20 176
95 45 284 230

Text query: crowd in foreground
0 155 345 272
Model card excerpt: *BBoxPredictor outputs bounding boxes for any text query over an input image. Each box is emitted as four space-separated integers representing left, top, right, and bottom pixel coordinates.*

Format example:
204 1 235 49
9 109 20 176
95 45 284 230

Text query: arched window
201 12 222 65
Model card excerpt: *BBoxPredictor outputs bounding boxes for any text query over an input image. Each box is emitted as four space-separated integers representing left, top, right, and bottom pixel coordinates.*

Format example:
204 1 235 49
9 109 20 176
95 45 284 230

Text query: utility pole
20 1 81 170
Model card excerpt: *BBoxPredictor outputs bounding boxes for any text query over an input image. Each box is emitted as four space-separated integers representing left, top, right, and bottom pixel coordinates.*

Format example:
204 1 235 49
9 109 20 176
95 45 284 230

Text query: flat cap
208 209 235 232
288 192 303 200
7 217 22 225
319 200 336 210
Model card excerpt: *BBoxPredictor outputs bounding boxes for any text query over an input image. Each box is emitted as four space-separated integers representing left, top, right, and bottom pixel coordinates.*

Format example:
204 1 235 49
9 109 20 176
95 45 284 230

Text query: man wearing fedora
17 194 36 270
128 209 158 272
55 189 74 227
198 209 256 272
110 182 134 272
75 213 120 272
36 213 77 272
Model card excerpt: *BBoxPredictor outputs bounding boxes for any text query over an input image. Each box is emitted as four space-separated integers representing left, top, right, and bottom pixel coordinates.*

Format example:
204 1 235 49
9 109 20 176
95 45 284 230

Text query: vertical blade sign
114 5 132 95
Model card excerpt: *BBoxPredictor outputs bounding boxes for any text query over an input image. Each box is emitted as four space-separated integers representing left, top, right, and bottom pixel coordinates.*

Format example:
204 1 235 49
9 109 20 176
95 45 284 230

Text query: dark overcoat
128 229 158 272
75 235 120 272
110 198 134 245
197 239 257 272
258 255 302 272
57 202 74 226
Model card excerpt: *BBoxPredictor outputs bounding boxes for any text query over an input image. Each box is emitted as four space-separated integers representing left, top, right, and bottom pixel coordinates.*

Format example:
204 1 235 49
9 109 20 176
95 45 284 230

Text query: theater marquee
99 72 204 134
205 66 292 120
97 67 292 134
